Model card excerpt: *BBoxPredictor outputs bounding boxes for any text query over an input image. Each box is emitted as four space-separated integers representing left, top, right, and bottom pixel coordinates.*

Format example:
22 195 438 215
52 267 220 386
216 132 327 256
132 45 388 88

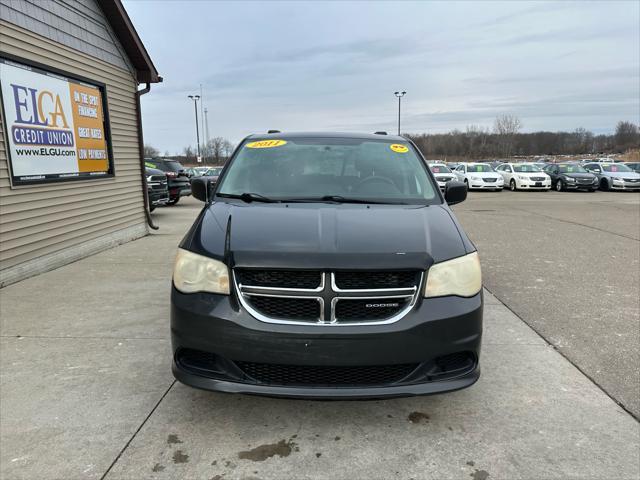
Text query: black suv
171 132 482 398
145 167 169 211
144 158 191 205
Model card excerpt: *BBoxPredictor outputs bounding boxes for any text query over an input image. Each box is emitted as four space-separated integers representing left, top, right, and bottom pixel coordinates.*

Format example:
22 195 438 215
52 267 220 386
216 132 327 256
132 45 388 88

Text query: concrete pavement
1 196 638 480
454 190 640 418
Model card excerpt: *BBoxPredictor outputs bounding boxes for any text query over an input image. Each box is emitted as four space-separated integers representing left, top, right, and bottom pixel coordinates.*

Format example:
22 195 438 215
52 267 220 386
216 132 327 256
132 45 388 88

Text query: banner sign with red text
0 56 114 186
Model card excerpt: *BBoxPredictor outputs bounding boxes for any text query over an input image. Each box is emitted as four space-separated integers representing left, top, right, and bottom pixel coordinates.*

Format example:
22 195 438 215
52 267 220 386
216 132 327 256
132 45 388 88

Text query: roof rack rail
374 131 387 135
267 129 281 134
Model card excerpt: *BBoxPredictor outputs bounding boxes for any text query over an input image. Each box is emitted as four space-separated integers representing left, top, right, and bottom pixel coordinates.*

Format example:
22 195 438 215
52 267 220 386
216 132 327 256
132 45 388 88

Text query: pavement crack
99 380 176 480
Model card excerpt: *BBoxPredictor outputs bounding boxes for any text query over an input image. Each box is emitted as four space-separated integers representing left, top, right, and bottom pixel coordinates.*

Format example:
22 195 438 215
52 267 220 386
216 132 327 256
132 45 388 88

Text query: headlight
470 176 480 181
146 175 153 182
424 252 482 298
565 176 576 182
518 175 527 180
173 248 230 294
612 178 624 184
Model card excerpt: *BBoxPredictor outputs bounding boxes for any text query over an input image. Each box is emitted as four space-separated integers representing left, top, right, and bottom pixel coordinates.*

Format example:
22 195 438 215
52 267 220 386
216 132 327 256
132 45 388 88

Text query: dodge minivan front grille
235 269 322 289
333 271 419 290
248 296 322 321
235 270 423 326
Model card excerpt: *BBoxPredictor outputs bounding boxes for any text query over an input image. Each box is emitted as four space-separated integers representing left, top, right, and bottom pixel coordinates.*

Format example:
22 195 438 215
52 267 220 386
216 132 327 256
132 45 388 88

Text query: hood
433 173 454 180
603 171 640 179
514 171 549 178
563 172 596 179
190 201 471 269
467 171 500 179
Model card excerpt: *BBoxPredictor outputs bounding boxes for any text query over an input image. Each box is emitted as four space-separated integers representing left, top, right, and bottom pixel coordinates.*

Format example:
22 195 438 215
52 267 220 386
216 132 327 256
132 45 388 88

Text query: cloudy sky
124 0 640 154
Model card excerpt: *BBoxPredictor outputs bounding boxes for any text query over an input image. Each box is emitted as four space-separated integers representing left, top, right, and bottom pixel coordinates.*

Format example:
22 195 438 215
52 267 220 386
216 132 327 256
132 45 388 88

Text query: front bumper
610 182 640 191
148 189 169 206
564 181 597 190
469 182 503 190
517 180 551 189
171 287 483 398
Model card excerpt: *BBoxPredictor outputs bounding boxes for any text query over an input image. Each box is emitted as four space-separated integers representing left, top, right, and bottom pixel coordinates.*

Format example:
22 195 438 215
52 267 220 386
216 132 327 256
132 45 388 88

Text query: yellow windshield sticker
390 144 408 153
246 140 287 149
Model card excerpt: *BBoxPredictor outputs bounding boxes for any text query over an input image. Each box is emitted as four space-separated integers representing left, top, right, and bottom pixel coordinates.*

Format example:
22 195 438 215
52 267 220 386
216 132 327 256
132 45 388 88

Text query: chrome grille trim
234 271 424 326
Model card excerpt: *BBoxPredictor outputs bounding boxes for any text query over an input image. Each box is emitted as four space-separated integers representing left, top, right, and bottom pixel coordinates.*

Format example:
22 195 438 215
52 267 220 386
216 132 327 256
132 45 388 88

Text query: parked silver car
428 163 456 191
583 162 640 191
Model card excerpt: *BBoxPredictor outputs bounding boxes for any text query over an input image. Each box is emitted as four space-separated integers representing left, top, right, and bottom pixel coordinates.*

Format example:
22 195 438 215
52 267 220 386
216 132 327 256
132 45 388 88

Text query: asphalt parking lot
1 193 639 480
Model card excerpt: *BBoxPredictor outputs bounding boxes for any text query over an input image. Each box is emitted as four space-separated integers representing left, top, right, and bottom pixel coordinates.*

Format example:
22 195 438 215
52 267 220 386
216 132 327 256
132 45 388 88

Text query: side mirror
445 180 467 205
191 177 212 202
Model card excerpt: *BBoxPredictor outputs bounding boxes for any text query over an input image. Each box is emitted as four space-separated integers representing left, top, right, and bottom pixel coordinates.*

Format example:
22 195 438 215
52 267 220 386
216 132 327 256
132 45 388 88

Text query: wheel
167 197 180 205
510 179 517 191
149 205 156 212
555 180 563 192
600 179 609 191
464 179 469 190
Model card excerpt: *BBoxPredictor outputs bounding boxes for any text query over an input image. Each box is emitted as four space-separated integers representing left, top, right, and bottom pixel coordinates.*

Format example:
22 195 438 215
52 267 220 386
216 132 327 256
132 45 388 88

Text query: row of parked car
428 160 640 192
144 158 224 211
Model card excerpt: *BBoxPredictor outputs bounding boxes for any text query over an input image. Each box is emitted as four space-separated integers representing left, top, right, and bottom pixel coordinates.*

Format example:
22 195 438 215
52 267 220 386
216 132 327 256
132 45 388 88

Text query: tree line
406 117 639 160
144 137 235 165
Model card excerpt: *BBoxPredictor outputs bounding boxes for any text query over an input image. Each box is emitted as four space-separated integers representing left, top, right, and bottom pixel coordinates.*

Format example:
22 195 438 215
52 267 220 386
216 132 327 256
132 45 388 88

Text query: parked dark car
145 167 169 211
144 158 191 205
202 166 223 185
543 163 598 191
171 132 482 399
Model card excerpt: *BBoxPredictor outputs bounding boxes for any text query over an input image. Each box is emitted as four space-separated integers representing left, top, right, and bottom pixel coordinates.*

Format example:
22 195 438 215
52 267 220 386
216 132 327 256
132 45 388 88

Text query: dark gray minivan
171 132 482 398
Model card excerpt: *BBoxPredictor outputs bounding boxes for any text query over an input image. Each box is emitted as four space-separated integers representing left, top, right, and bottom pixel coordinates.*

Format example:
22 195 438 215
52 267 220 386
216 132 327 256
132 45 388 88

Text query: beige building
0 0 161 286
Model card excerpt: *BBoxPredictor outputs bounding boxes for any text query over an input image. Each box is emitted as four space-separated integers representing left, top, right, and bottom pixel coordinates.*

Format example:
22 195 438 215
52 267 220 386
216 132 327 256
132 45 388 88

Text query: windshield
217 137 438 204
513 164 541 173
558 164 587 173
602 164 632 172
467 164 493 173
430 165 452 174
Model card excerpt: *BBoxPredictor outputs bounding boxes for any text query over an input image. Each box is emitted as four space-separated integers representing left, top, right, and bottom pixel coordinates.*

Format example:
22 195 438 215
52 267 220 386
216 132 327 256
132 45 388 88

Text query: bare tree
205 137 234 164
493 114 522 158
615 121 639 151
182 145 196 162
143 144 159 158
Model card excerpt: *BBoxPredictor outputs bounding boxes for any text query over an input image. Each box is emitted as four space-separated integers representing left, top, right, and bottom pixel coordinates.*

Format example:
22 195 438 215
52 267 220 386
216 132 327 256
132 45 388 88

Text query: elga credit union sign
0 57 114 186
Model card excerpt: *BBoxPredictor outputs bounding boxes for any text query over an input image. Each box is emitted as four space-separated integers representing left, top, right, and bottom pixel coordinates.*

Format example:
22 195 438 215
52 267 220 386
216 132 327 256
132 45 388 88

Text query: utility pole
394 91 406 135
204 107 210 163
188 95 201 162
200 84 205 161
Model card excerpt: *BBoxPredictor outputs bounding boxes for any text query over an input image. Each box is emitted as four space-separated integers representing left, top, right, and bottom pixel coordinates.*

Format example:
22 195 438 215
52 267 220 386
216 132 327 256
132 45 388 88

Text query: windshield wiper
281 195 404 204
320 195 406 204
217 192 279 203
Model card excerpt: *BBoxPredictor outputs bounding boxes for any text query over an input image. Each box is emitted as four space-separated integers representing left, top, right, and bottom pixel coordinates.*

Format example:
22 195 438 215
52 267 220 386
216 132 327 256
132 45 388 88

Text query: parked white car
428 163 456 191
495 163 551 191
453 163 504 191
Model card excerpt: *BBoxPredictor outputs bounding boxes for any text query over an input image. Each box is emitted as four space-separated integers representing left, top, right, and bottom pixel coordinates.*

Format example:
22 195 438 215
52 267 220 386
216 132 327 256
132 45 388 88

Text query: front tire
510 179 517 191
167 197 180 206
464 179 469 191
600 179 609 191
556 180 563 192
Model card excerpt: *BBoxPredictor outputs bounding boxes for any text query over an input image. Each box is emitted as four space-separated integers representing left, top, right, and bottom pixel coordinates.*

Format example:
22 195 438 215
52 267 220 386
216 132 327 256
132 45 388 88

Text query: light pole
394 91 406 135
188 95 201 162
